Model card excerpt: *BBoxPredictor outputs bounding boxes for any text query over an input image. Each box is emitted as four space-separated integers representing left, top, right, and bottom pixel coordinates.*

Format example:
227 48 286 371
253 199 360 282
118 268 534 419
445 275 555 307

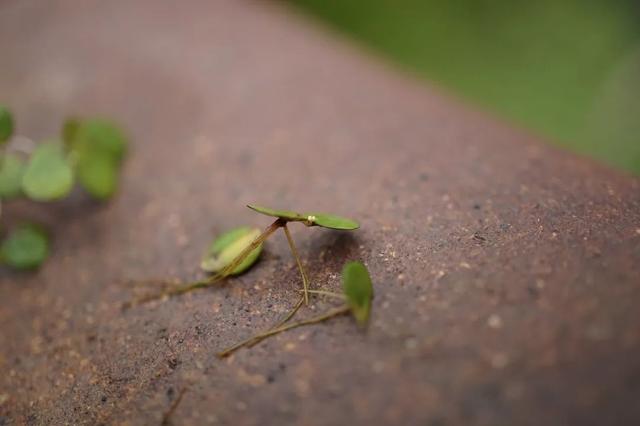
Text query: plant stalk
283 224 310 305
217 304 350 358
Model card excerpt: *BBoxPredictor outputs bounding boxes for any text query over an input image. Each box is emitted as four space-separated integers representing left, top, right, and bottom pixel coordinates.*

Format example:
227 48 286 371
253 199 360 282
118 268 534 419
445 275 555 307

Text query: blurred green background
290 0 640 174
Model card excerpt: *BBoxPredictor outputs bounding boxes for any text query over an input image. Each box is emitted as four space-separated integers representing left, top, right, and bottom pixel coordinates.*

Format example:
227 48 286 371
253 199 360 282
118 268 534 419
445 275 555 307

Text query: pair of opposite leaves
200 204 372 326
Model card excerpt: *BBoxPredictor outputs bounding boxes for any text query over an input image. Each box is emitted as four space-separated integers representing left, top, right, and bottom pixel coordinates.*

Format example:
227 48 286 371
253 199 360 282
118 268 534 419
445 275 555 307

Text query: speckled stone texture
1 1 639 425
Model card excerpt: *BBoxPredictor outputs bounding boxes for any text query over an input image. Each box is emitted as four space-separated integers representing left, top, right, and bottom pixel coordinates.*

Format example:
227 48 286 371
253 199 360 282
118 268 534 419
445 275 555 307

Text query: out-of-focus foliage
0 107 128 269
291 0 640 173
0 224 49 270
22 142 74 201
0 106 14 144
64 118 128 199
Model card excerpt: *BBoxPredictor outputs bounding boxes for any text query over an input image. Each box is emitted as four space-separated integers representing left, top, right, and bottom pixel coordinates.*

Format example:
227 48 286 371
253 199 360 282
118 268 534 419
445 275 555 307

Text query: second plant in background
0 105 128 269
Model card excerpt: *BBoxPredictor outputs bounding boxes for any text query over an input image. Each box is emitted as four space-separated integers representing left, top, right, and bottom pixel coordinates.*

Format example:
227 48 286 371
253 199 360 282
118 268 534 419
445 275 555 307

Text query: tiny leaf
307 213 359 230
71 119 127 163
76 154 119 200
247 204 307 222
0 154 26 199
0 106 14 144
0 224 49 269
22 142 74 201
200 227 262 275
247 204 359 230
342 261 373 327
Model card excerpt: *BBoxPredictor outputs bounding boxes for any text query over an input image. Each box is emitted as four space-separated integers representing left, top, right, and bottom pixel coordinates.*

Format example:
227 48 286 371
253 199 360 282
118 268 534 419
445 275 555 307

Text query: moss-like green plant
0 105 128 269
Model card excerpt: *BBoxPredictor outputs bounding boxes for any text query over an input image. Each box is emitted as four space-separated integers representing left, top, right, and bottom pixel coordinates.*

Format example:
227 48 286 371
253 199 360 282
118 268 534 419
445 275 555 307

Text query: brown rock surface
1 1 639 425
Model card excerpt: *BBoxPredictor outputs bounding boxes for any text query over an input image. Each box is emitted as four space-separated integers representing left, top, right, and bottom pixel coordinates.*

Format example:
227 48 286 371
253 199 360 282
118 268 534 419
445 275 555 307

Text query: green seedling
242 204 359 304
129 205 360 307
217 261 373 358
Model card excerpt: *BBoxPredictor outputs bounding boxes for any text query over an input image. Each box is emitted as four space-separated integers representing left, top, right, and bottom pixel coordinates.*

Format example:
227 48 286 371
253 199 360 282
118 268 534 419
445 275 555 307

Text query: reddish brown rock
0 1 639 425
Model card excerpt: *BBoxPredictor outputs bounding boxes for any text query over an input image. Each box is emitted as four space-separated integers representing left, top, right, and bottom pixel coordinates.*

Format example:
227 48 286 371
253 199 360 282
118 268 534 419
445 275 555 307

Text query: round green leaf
65 118 127 200
71 119 127 163
76 154 118 199
306 213 360 230
247 204 359 230
342 261 373 327
0 224 49 270
247 204 307 222
0 154 26 199
200 227 263 275
0 106 14 144
22 142 74 201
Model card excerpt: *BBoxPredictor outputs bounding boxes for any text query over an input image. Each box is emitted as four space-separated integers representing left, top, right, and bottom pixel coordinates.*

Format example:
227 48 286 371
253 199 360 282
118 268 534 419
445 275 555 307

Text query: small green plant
130 204 373 357
0 105 128 269
130 204 360 305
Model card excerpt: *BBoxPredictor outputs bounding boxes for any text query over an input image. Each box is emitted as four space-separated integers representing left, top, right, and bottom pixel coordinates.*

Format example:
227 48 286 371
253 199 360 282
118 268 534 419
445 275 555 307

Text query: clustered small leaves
0 105 128 269
129 203 374 357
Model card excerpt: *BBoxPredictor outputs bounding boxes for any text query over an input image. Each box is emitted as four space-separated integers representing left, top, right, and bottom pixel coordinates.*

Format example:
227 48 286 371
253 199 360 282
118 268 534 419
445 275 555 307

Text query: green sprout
217 260 373 358
0 106 128 269
129 205 360 306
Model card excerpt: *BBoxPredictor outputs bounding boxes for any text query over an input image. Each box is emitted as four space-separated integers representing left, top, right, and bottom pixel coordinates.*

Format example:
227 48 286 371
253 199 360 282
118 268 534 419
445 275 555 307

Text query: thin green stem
297 289 346 300
246 295 305 348
217 295 304 356
273 295 305 328
283 224 310 305
217 304 350 358
125 219 282 308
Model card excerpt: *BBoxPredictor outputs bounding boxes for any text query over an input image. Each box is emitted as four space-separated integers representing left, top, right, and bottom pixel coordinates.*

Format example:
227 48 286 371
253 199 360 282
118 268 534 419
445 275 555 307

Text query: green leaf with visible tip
0 106 14 144
308 213 359 230
342 261 373 327
247 204 359 230
76 154 119 200
0 154 26 199
200 227 263 275
22 142 74 201
247 204 307 222
0 224 49 269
